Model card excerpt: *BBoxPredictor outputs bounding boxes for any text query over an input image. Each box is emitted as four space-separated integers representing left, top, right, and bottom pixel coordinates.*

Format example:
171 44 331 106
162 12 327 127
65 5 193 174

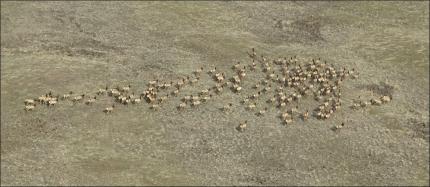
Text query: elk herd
23 48 392 131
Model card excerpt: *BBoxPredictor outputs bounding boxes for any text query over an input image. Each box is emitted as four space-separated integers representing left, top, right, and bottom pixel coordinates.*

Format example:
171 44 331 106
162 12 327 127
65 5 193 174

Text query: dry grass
1 1 428 186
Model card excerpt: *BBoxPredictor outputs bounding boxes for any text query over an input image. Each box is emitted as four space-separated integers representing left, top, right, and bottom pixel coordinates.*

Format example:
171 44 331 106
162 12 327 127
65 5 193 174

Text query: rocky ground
1 1 429 186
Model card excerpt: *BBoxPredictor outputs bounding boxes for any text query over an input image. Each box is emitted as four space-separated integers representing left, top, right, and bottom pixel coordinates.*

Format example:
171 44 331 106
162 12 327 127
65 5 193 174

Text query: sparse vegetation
1 1 428 186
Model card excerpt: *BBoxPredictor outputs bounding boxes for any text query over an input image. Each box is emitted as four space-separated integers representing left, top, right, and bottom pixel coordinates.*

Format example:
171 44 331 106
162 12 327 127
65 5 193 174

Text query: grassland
1 1 429 185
